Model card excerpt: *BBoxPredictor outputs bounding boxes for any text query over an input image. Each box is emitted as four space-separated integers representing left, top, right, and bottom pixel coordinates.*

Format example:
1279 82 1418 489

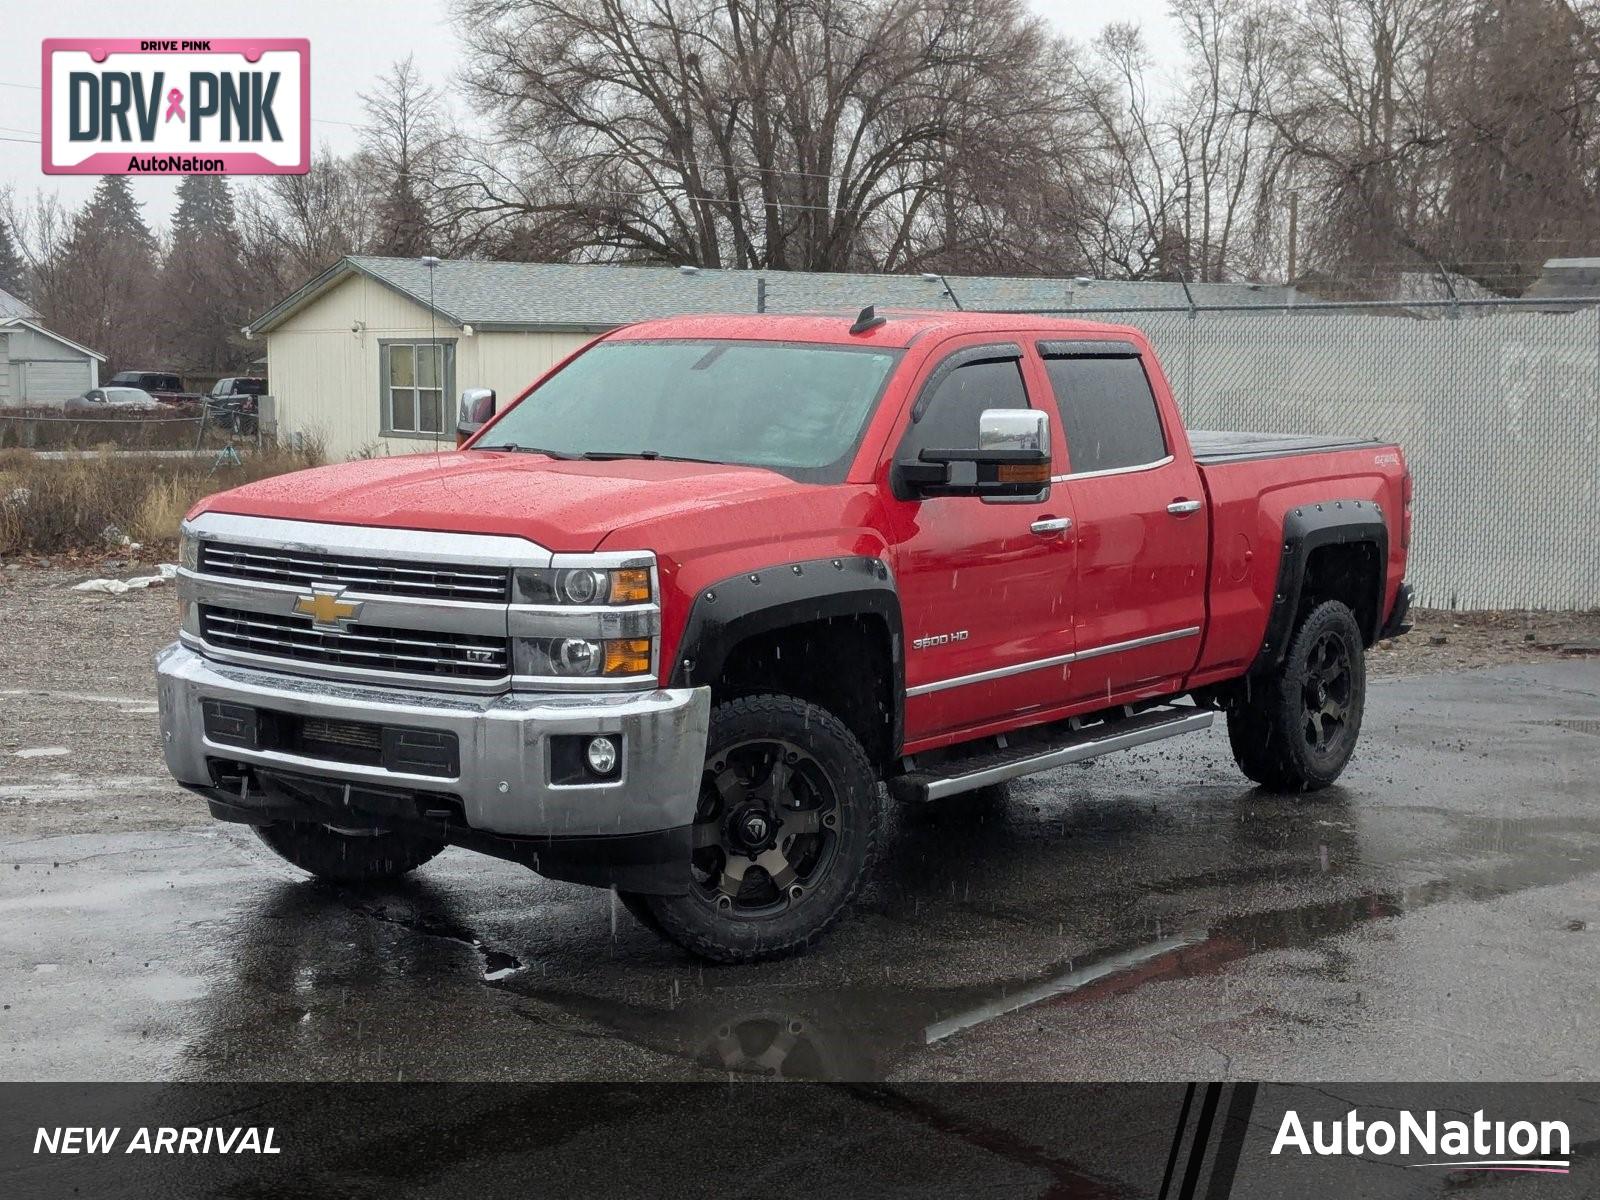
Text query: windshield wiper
477 443 578 459
579 450 720 464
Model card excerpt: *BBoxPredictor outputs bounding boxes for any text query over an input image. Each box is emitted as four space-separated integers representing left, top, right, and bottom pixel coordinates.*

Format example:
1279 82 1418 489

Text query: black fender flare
669 555 905 758
1251 500 1389 676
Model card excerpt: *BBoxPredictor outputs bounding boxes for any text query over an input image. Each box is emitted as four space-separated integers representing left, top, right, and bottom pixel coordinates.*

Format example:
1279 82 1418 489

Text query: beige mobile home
248 257 1296 462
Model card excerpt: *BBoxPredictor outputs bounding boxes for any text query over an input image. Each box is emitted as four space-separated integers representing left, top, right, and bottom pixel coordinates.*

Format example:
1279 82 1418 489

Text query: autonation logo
1273 1108 1571 1175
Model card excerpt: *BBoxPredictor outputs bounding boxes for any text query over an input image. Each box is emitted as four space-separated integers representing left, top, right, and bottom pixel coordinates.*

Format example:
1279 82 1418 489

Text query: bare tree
360 56 456 256
1168 0 1292 281
2 190 71 314
1433 0 1600 290
235 150 381 297
448 0 1104 273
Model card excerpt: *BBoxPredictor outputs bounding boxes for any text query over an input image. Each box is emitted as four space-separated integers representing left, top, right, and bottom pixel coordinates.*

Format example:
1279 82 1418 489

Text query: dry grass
0 440 325 556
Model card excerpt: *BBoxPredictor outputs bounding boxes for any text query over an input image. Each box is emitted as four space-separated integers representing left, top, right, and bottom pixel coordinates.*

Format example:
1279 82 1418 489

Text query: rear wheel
1228 599 1366 792
255 821 445 882
626 694 880 964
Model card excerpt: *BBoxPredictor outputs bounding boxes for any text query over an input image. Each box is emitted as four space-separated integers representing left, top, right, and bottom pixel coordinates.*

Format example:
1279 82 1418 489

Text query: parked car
107 371 197 405
65 386 163 413
157 309 1413 963
206 377 267 434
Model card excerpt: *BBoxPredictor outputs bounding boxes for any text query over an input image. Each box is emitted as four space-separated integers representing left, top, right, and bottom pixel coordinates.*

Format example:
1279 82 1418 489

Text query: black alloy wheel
692 736 840 915
625 694 880 963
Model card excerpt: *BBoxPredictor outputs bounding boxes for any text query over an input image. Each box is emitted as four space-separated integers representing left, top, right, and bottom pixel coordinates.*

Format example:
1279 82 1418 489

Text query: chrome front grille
199 540 511 602
200 605 511 682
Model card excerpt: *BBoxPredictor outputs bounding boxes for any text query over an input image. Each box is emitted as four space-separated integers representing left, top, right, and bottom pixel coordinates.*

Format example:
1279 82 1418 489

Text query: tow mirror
456 388 496 447
894 408 1052 502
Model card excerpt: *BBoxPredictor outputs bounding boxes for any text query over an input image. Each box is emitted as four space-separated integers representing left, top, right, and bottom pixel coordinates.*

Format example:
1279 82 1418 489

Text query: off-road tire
255 821 445 882
1228 599 1366 792
630 694 881 964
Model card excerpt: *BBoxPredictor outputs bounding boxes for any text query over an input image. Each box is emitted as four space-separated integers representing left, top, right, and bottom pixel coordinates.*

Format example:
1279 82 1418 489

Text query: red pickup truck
157 309 1412 962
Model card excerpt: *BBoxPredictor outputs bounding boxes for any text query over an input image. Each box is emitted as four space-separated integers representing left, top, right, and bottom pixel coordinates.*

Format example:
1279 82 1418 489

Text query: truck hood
197 450 803 552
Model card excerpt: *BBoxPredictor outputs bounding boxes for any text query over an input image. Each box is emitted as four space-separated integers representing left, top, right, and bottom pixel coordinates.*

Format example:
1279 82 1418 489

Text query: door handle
1166 499 1203 515
1030 517 1072 535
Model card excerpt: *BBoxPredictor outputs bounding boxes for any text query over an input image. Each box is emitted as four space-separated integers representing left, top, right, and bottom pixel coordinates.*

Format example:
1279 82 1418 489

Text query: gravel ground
1 557 1597 840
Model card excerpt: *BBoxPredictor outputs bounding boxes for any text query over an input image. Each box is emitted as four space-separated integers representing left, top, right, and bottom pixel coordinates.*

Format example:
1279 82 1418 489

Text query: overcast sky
0 0 1181 233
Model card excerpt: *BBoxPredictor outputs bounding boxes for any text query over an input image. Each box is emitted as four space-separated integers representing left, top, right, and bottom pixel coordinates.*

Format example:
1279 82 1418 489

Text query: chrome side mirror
895 408 1052 502
978 408 1048 454
457 387 496 446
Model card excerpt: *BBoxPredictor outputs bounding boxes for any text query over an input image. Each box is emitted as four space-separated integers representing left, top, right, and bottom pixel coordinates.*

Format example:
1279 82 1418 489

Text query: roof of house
1525 258 1600 310
249 256 1298 335
0 286 37 321
0 317 107 361
613 309 1151 349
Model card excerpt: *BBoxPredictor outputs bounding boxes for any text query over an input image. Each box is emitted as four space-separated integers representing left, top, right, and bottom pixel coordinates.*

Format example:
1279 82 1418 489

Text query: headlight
514 636 653 678
178 529 200 572
514 565 652 606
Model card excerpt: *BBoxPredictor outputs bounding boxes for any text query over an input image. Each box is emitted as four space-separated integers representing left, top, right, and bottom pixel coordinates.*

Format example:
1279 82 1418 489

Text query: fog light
585 736 619 776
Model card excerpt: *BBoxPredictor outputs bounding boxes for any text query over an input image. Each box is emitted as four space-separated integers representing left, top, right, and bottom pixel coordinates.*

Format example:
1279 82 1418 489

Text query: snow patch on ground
71 564 177 595
0 775 173 804
0 689 158 714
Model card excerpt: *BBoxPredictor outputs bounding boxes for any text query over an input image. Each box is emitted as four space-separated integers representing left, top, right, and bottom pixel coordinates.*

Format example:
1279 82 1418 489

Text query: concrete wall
264 274 597 461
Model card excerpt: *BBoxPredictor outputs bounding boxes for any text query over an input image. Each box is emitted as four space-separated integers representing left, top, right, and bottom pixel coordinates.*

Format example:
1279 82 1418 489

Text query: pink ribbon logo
164 88 185 123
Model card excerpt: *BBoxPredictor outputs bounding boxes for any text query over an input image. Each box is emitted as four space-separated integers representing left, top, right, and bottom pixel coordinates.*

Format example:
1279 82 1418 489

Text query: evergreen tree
48 177 160 375
0 215 25 300
162 174 248 372
77 176 157 254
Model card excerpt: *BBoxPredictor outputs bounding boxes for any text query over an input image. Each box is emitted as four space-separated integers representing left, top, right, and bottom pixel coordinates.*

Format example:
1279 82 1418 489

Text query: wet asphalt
1 662 1596 1082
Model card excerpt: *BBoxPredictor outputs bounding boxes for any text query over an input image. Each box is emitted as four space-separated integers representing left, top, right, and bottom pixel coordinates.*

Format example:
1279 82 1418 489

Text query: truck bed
1189 430 1385 465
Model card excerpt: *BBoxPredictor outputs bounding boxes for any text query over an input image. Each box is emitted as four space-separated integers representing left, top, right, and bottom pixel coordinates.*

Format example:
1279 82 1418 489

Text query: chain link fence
1004 300 1600 611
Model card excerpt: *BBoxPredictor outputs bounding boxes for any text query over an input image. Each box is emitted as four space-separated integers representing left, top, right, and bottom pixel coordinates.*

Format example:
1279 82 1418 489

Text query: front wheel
1227 599 1367 792
626 694 881 964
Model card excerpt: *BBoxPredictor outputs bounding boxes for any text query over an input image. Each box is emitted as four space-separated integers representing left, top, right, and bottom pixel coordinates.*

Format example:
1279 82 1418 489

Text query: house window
380 340 455 437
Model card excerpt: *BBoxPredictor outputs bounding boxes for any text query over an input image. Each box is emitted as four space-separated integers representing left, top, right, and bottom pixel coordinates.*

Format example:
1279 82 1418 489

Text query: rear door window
1041 354 1168 475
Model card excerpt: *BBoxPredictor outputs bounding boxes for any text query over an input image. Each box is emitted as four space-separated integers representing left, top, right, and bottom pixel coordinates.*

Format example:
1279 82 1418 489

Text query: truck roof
611 309 1139 349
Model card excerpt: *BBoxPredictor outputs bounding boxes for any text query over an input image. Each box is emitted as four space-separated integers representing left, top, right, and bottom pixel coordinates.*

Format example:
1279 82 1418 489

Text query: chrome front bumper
155 642 711 839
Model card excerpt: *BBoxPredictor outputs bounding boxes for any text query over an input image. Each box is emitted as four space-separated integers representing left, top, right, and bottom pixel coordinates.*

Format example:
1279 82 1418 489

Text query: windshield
475 339 900 482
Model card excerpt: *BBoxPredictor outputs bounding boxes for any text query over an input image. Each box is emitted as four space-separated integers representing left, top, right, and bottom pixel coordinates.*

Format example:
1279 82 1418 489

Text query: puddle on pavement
488 805 1600 1080
169 776 1600 1082
334 891 526 983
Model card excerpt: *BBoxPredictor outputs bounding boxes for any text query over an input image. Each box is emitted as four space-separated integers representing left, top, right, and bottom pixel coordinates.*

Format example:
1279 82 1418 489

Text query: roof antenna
850 304 887 335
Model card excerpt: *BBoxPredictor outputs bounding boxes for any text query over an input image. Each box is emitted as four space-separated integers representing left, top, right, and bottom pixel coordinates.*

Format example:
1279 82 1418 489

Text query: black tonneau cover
1189 430 1385 466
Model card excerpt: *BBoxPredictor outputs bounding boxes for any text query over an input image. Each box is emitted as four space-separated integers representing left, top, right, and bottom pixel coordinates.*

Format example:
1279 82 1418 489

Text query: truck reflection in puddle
177 777 1600 1082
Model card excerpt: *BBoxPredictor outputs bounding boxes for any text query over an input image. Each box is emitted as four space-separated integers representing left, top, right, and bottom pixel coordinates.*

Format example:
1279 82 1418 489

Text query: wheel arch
668 556 904 771
1250 500 1388 677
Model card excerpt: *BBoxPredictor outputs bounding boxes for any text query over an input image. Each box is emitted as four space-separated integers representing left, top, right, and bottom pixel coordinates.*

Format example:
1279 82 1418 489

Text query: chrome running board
890 706 1214 803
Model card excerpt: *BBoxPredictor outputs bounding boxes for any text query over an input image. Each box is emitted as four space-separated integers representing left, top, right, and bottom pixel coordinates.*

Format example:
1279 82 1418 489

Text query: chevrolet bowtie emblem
294 587 363 629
